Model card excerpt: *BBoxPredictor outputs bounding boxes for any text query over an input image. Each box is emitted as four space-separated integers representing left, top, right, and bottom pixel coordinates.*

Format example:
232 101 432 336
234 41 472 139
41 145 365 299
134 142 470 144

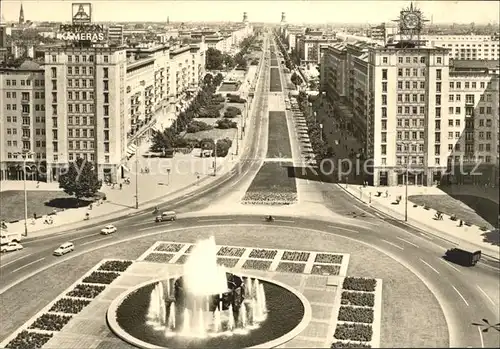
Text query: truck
0 232 22 245
445 243 481 266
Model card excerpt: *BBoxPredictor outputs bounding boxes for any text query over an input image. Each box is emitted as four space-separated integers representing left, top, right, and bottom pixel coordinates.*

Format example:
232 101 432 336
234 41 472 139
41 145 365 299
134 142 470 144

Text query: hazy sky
2 0 499 24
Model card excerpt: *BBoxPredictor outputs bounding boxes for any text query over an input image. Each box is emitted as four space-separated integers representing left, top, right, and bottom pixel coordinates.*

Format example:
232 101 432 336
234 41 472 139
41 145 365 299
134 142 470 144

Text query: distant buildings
107 25 124 46
421 34 500 60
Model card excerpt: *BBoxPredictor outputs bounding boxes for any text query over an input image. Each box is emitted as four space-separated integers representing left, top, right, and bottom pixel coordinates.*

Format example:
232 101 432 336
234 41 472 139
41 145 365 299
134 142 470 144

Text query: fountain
143 237 268 338
109 236 308 348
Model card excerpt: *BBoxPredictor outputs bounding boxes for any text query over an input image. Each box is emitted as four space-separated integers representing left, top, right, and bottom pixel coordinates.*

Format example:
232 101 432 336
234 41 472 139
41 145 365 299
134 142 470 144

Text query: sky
2 0 499 25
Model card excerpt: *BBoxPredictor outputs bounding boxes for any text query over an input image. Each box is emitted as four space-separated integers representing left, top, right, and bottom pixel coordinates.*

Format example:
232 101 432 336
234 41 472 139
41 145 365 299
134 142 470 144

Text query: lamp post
135 139 139 209
403 142 410 222
14 150 34 237
213 139 218 176
167 168 171 185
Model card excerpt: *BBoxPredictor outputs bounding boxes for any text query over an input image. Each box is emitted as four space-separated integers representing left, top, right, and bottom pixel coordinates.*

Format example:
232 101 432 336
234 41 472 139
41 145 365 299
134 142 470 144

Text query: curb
336 183 500 261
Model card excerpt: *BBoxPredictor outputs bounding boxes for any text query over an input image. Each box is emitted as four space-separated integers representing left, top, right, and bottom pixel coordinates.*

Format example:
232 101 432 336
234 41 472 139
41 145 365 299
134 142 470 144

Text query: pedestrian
33 212 37 219
458 220 463 227
120 183 123 190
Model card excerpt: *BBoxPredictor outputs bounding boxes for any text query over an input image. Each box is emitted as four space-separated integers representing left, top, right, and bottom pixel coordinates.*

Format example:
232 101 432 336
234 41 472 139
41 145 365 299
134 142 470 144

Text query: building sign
72 3 92 25
59 24 105 41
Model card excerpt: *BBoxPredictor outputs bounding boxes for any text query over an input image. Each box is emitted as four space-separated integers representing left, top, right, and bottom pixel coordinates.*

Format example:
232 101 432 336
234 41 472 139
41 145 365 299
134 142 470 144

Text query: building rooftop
451 59 500 71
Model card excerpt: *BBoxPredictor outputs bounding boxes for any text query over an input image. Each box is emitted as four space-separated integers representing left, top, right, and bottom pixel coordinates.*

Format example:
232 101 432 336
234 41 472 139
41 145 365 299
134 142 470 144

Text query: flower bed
331 341 371 348
67 284 105 299
311 264 340 276
217 246 246 257
270 68 282 92
341 292 375 307
98 260 132 272
248 248 278 259
175 254 189 264
6 330 53 349
242 162 297 205
267 111 292 158
144 253 175 263
338 306 374 324
154 243 184 252
217 257 239 268
334 323 373 342
276 262 305 273
49 298 90 314
315 253 343 264
242 259 273 270
29 313 72 332
282 251 310 262
82 271 120 285
185 245 194 253
343 277 376 292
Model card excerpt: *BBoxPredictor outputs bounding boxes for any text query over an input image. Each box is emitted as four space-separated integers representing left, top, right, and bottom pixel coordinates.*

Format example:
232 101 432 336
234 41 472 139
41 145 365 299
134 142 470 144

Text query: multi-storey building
43 46 128 183
0 61 46 181
320 42 499 186
296 34 337 65
421 35 500 60
107 25 124 46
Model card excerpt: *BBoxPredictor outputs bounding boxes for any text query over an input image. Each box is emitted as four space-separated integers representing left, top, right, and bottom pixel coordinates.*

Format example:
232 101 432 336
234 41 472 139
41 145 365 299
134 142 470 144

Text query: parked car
101 224 117 235
1 242 24 253
0 232 22 245
53 242 74 256
155 211 177 223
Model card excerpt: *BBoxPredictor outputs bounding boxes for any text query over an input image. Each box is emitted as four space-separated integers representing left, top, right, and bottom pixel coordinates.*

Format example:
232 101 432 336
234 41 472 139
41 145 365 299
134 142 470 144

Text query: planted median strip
267 111 292 158
242 162 297 205
270 67 282 92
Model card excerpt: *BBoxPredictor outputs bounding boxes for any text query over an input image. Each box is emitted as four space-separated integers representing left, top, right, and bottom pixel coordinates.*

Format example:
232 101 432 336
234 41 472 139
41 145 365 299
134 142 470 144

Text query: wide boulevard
1 32 499 348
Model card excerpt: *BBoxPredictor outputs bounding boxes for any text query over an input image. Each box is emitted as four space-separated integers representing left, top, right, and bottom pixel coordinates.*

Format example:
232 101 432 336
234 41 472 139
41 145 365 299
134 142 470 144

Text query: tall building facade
43 47 128 183
320 43 499 186
0 61 46 180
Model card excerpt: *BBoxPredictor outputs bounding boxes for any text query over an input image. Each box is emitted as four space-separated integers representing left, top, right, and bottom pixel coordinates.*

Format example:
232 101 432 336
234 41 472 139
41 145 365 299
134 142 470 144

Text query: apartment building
0 61 46 181
296 34 337 65
107 25 124 46
320 42 499 186
421 35 500 60
43 46 128 183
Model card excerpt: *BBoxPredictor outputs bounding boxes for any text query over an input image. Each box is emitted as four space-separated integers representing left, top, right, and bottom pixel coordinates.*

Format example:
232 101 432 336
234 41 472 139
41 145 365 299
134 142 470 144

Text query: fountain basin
107 274 311 348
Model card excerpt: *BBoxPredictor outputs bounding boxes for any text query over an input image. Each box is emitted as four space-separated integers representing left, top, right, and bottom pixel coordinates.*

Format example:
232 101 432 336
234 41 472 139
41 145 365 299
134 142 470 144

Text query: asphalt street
1 33 499 348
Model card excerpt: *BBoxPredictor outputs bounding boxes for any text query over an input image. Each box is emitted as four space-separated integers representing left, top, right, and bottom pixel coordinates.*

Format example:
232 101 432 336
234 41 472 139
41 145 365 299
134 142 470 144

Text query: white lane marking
396 237 420 248
11 258 45 273
478 262 500 271
198 219 233 222
437 258 462 273
0 253 33 268
381 239 404 250
419 258 440 274
138 223 171 231
275 219 294 223
328 225 359 233
452 285 469 306
81 236 113 246
477 326 485 348
476 285 496 306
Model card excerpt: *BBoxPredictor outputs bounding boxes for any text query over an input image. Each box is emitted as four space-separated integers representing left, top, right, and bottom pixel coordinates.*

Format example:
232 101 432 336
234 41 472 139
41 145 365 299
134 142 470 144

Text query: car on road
1 242 24 253
445 243 481 266
53 242 75 256
101 224 117 235
155 211 177 223
0 232 22 245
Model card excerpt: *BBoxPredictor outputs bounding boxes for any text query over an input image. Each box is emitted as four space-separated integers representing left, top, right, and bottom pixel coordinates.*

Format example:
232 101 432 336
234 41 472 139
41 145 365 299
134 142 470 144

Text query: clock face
404 13 419 29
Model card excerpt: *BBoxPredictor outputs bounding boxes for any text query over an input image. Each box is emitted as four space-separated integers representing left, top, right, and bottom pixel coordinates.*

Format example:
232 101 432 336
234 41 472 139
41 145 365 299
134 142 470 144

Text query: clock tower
393 2 428 47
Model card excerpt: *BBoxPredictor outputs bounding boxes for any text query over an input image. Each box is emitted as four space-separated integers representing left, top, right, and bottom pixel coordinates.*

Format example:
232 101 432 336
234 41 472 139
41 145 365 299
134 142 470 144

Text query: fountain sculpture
145 237 267 338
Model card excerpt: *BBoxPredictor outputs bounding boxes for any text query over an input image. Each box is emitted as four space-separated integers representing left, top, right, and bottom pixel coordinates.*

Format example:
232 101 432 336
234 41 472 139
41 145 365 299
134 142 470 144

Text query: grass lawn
242 161 297 204
218 82 240 92
270 68 282 92
0 190 75 222
267 111 292 158
184 127 236 142
409 194 494 228
271 59 278 66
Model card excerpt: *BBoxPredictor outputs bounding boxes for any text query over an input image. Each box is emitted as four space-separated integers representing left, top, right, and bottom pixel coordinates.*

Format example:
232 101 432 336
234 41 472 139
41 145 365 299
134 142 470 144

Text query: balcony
21 97 30 104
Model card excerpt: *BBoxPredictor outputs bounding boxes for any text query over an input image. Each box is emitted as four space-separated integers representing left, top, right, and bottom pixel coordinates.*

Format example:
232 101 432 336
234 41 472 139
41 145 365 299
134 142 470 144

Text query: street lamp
167 168 171 185
14 150 34 237
135 139 139 209
213 139 218 176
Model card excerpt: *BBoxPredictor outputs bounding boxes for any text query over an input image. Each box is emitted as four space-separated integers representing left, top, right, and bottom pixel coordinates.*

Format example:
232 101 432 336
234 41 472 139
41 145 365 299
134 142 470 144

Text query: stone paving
4 241 365 349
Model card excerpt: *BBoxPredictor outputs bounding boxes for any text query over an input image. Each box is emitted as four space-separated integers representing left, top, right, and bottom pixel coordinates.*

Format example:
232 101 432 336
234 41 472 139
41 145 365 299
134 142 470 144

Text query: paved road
1 33 499 348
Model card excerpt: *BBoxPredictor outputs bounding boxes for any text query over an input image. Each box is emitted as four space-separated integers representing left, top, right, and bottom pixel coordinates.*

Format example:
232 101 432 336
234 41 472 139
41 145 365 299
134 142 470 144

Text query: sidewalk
339 183 500 258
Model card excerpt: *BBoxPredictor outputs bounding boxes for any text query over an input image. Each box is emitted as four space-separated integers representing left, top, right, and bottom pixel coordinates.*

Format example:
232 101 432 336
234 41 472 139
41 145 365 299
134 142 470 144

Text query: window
434 145 440 155
436 82 441 92
381 120 387 130
381 145 386 155
397 68 402 77
437 57 442 64
456 82 461 89
381 132 387 143
448 120 453 127
436 69 442 80
436 95 441 105
420 57 426 64
435 107 441 118
405 68 410 76
381 95 387 105
397 94 403 102
103 55 109 63
398 57 403 63
455 107 461 114
397 106 403 114
382 82 387 92
382 69 388 80
449 95 454 102
420 81 425 89
397 81 403 89
465 82 469 89
456 119 460 126
381 107 387 118
382 57 388 64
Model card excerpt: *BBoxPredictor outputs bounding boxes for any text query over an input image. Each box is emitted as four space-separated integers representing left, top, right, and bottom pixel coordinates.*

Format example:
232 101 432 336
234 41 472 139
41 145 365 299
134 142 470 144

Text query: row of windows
450 81 492 90
50 54 108 63
7 152 46 159
397 80 427 90
68 116 95 126
68 91 95 100
68 129 95 138
447 106 493 115
397 93 426 103
68 140 95 150
68 79 95 88
380 56 428 64
397 68 425 78
69 153 98 162
5 79 32 86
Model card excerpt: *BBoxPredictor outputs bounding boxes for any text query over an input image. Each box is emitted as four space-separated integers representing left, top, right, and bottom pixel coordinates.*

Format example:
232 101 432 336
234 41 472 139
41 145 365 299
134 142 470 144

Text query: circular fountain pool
107 275 310 349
